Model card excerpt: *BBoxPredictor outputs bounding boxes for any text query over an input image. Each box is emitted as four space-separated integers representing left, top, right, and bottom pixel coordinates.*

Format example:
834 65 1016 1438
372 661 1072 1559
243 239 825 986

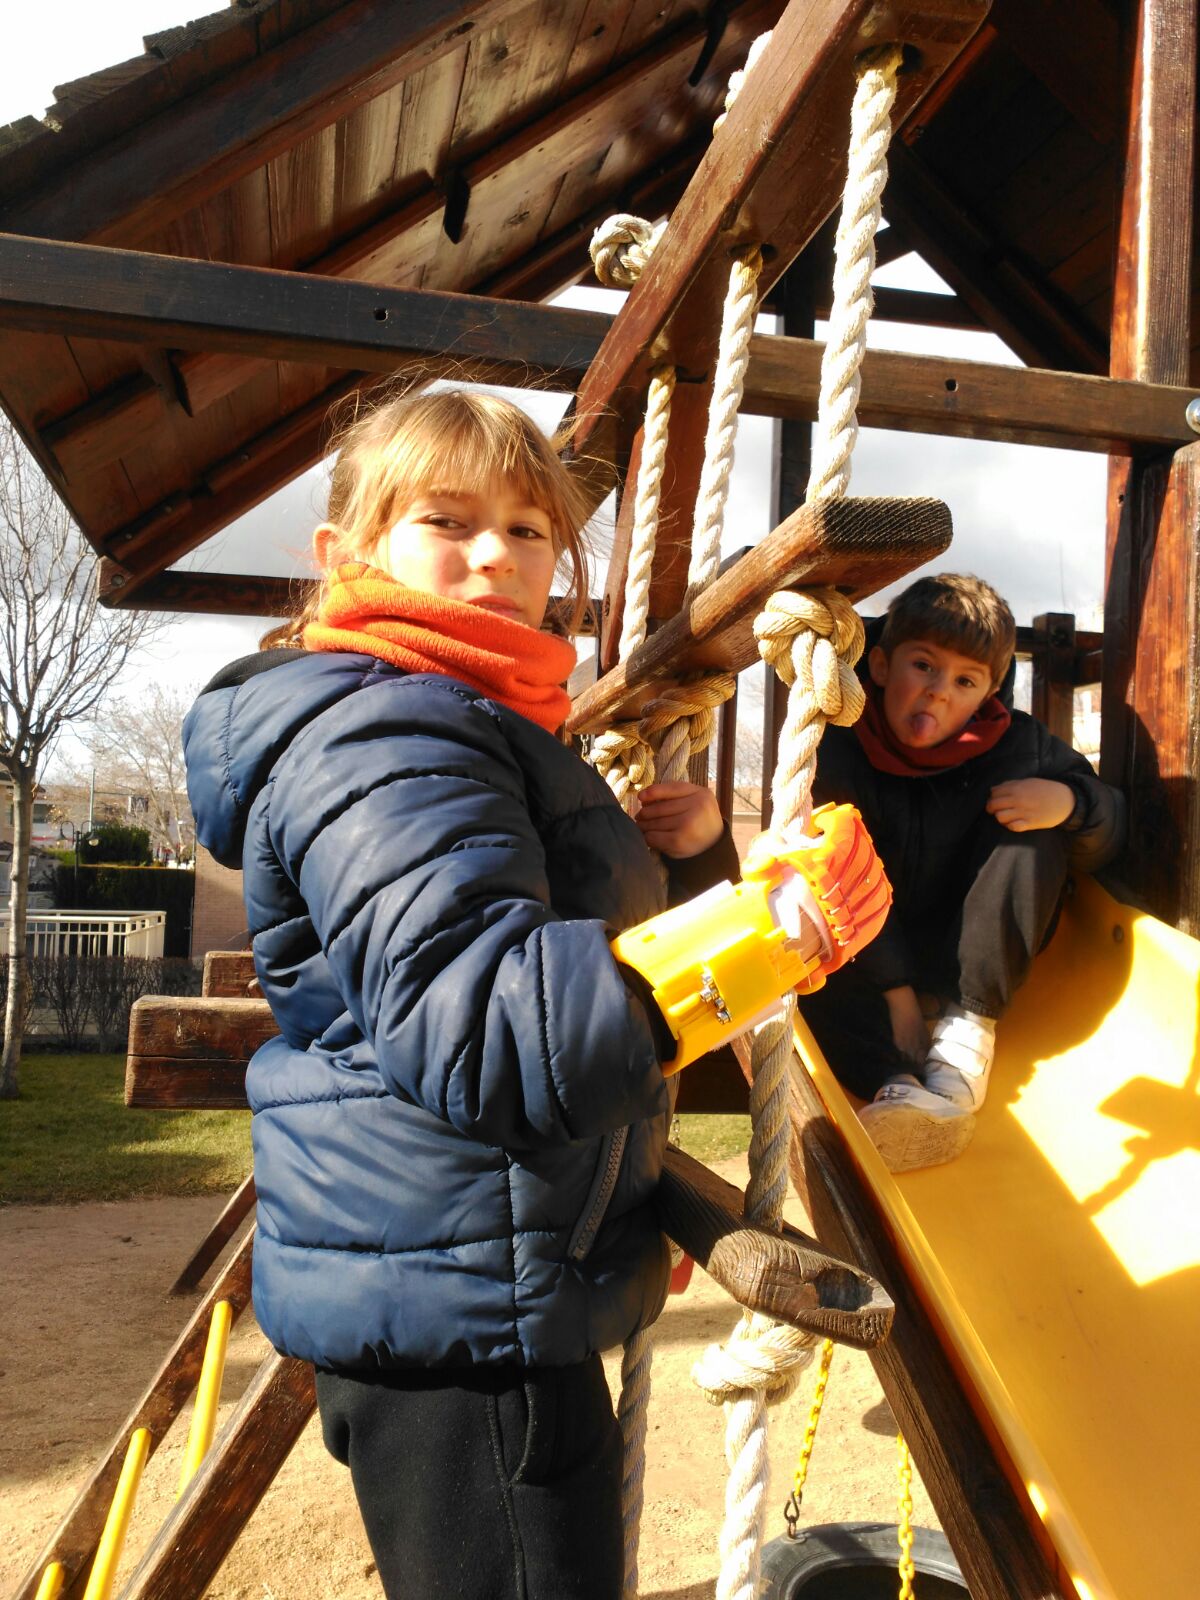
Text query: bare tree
0 418 157 1097
64 683 196 861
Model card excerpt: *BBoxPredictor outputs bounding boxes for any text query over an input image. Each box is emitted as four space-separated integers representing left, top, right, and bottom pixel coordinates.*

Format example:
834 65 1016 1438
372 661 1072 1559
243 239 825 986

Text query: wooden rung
125 997 276 1110
169 1174 256 1296
660 1145 893 1350
569 494 952 734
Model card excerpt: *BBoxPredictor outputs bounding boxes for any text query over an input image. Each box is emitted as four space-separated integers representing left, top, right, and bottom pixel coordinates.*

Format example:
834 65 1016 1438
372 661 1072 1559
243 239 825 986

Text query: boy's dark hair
879 573 1016 688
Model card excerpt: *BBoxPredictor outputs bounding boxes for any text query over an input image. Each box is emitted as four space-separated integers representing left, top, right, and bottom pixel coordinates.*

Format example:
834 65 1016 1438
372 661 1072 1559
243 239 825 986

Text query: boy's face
868 637 994 749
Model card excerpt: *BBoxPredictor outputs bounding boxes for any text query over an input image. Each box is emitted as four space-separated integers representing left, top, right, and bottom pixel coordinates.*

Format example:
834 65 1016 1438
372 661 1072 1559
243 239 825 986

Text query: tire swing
586 33 952 1600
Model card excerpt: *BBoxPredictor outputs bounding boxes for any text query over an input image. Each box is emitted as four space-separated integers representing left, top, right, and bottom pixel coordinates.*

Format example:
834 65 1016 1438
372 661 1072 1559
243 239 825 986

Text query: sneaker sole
858 1100 977 1174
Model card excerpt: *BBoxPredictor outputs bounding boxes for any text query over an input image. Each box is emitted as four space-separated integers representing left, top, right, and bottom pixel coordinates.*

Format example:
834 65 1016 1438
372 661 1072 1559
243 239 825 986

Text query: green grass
0 1053 251 1205
674 1113 752 1164
0 1055 750 1206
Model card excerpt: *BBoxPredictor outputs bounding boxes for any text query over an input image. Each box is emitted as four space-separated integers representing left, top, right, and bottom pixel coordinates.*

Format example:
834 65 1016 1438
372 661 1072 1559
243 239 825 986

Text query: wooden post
1030 612 1076 747
1102 0 1199 930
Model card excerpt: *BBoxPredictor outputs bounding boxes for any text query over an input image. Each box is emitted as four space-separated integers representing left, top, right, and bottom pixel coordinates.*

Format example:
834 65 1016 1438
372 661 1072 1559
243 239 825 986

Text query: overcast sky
6 1 1108 710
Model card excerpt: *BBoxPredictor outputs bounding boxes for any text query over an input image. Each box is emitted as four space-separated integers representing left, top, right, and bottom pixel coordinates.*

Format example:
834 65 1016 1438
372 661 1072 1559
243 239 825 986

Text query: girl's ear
312 523 342 570
867 645 890 687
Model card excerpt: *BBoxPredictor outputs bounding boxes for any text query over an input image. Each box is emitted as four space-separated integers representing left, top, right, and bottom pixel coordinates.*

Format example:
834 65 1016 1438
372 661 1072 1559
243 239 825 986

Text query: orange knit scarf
303 563 576 734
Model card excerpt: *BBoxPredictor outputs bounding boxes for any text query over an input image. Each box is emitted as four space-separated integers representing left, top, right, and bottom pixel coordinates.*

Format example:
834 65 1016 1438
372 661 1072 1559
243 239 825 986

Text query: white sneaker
923 1005 996 1110
858 1074 977 1173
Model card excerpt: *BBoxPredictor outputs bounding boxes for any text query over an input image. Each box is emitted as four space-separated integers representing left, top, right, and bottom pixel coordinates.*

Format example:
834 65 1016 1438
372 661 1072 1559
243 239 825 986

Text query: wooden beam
0 0 529 248
569 0 990 449
885 143 1110 373
990 0 1121 146
1102 0 1199 931
1029 612 1076 747
569 495 952 734
741 330 1200 454
0 234 610 386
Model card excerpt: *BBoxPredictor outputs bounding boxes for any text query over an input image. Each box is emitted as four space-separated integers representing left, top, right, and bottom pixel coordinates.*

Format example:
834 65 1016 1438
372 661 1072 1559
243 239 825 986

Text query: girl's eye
512 523 550 540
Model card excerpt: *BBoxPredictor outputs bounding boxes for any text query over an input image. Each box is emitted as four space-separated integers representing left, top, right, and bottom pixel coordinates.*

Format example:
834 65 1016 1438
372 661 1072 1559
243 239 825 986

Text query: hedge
53 865 195 958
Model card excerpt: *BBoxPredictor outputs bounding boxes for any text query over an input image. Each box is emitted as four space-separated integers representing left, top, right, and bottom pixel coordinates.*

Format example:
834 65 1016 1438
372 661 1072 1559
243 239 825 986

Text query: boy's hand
987 778 1075 832
635 782 724 859
884 984 929 1065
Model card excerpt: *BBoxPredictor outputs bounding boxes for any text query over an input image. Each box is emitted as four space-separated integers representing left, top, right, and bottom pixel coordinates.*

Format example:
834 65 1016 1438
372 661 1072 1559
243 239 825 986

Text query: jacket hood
184 647 377 869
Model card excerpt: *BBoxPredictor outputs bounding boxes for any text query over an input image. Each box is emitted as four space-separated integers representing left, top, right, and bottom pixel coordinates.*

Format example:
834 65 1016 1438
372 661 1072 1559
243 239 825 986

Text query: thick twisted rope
695 44 902 1600
686 244 763 598
807 43 903 504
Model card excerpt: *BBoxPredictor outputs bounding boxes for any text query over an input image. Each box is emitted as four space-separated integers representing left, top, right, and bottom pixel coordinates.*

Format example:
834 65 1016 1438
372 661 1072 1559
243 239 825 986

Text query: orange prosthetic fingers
742 802 892 993
610 878 823 1075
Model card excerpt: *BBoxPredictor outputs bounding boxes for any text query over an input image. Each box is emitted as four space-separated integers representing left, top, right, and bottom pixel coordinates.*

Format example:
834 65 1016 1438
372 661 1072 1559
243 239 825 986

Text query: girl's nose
470 529 517 572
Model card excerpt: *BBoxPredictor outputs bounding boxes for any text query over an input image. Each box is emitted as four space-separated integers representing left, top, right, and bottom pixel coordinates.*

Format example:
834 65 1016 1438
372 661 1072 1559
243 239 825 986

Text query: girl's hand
635 782 724 859
883 984 929 1065
986 778 1075 832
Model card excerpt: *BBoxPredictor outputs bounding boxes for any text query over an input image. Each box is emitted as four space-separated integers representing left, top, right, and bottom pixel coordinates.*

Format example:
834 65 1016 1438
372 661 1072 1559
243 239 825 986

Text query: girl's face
335 481 560 628
868 637 993 748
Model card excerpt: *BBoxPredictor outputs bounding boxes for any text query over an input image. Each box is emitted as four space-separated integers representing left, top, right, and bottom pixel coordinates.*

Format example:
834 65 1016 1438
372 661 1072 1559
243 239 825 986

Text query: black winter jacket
184 650 737 1373
812 642 1126 994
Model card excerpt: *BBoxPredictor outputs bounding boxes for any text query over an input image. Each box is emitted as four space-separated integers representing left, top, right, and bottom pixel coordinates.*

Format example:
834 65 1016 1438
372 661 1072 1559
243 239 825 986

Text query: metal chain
897 1432 916 1600
782 1338 835 1537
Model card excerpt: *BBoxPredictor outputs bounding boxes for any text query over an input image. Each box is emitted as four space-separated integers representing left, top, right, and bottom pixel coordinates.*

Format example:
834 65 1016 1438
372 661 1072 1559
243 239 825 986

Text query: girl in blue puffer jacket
183 386 886 1600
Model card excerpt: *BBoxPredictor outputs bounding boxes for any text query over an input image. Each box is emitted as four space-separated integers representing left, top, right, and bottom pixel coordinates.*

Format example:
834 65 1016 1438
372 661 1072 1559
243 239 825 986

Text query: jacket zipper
568 1127 628 1262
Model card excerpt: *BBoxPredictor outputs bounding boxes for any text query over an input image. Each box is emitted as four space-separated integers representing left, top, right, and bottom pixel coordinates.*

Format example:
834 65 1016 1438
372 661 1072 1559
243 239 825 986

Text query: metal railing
0 910 166 958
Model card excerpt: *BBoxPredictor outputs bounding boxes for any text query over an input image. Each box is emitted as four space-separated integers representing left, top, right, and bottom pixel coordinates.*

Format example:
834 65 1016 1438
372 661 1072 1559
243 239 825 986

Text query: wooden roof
0 0 1174 608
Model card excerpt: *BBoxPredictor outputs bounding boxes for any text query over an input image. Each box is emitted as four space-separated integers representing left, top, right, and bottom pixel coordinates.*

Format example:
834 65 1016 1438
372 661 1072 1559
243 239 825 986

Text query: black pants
316 1356 624 1600
801 821 1069 1099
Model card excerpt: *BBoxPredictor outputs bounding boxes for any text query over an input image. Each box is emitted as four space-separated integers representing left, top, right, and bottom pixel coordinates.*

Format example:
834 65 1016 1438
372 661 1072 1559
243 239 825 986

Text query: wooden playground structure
2 1 1199 1596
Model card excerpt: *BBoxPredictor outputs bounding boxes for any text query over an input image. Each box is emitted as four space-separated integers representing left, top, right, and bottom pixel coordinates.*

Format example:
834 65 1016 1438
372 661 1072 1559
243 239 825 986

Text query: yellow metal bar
34 1561 65 1600
81 1427 151 1600
177 1298 232 1496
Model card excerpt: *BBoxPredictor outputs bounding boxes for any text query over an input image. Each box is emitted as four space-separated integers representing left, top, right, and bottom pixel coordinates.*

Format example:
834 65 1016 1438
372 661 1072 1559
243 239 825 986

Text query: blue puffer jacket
185 649 730 1373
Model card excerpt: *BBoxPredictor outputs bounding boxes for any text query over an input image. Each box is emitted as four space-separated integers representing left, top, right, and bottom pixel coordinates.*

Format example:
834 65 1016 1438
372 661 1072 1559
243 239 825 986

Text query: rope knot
692 1310 818 1407
754 588 866 727
590 214 666 288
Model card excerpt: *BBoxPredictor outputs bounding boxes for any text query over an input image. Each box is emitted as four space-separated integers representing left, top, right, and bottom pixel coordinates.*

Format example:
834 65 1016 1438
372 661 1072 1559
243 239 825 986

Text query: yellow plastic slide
796 873 1200 1600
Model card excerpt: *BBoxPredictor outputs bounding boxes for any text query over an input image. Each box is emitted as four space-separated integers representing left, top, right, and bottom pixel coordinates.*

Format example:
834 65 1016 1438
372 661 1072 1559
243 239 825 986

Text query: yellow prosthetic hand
611 803 890 1073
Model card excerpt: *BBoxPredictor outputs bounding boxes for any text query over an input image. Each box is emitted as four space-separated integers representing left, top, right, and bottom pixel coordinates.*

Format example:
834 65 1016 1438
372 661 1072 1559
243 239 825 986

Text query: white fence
0 910 166 958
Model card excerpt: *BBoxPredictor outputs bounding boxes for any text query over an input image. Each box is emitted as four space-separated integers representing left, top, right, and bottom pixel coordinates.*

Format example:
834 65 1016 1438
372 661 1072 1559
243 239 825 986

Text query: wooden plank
0 0 532 248
125 996 278 1109
1102 445 1200 934
569 0 990 451
657 1145 893 1349
741 330 1200 453
115 1353 317 1600
1029 612 1076 746
202 951 259 998
569 495 952 734
43 375 166 480
1102 0 1199 932
782 1055 1069 1600
9 1232 256 1600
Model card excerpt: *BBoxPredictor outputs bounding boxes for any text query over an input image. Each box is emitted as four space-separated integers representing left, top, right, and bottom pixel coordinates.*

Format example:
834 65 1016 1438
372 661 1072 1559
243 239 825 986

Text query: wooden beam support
0 234 610 388
0 0 530 247
570 0 989 450
569 495 952 734
741 330 1200 454
885 143 1110 373
1102 0 1199 931
1029 612 1076 747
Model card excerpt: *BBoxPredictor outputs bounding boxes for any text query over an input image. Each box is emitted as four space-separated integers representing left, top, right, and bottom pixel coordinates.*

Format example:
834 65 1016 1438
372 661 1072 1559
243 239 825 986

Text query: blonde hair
879 572 1016 689
265 384 595 647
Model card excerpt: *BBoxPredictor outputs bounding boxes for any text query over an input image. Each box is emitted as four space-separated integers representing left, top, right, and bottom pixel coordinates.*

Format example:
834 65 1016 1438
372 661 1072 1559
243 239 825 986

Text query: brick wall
190 843 250 958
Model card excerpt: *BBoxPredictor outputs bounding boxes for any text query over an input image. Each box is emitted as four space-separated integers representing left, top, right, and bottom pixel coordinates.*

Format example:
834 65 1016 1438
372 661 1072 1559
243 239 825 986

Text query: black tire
761 1521 968 1597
